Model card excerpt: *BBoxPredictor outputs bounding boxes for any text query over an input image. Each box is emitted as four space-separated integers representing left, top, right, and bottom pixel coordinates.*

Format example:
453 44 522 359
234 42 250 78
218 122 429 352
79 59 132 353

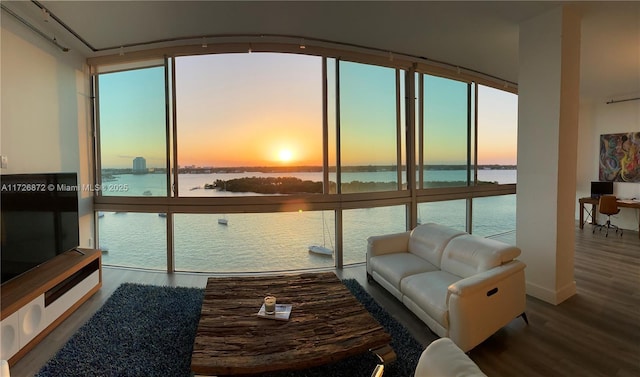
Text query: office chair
592 195 622 237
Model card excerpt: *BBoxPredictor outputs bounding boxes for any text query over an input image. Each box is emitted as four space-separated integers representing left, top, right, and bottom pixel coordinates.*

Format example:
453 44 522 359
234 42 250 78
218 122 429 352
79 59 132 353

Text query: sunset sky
98 52 517 169
175 53 323 167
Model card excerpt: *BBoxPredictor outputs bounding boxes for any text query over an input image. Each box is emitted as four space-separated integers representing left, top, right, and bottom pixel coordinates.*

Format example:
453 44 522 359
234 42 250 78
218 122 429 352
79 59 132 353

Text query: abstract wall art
599 132 640 182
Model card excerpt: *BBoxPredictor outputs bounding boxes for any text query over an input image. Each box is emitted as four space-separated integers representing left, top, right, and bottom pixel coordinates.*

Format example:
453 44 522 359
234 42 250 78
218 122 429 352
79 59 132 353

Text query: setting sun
278 149 293 163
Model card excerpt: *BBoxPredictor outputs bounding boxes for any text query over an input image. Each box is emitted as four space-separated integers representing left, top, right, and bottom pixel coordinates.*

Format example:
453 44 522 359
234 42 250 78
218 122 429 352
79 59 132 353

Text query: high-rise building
132 156 147 174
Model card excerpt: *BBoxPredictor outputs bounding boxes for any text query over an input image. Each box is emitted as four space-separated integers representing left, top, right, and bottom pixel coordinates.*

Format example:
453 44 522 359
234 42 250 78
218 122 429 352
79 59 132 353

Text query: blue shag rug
37 280 423 377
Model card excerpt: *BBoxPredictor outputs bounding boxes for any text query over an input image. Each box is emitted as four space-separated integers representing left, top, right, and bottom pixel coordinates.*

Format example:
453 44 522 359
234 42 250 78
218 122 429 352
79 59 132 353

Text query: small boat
158 213 167 218
309 245 333 256
309 212 333 256
218 217 228 225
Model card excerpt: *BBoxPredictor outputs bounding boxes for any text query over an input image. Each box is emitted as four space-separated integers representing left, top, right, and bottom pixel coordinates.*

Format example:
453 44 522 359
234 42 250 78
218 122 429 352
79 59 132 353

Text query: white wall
576 100 640 231
1 14 94 247
576 4 640 232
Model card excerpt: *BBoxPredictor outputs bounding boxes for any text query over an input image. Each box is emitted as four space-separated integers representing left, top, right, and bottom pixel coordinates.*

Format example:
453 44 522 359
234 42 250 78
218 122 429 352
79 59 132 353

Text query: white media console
0 249 102 365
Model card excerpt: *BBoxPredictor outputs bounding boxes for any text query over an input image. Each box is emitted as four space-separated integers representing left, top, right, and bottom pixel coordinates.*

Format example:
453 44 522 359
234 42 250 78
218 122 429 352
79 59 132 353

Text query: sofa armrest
448 260 526 297
366 231 411 259
446 260 527 352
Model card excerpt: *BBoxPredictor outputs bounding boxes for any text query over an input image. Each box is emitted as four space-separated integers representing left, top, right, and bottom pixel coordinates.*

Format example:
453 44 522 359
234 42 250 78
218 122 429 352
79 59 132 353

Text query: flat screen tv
1 172 79 284
590 181 614 198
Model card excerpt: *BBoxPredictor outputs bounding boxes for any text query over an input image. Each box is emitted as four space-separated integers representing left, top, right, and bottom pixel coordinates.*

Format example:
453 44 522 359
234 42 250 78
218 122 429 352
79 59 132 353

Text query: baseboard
526 280 576 305
555 280 577 304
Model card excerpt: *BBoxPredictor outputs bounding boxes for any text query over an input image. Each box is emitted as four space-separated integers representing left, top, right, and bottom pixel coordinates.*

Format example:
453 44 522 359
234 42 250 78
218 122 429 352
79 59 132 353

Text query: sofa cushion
408 223 466 268
401 270 461 328
441 234 521 278
369 253 440 291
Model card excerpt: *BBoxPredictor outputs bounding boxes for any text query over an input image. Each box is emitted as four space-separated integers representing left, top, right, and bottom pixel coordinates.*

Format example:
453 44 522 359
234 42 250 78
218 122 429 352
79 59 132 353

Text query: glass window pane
174 53 323 196
423 75 469 188
472 194 516 239
98 212 167 269
417 200 467 232
343 205 406 265
98 67 168 196
339 62 400 192
477 85 518 184
173 211 335 272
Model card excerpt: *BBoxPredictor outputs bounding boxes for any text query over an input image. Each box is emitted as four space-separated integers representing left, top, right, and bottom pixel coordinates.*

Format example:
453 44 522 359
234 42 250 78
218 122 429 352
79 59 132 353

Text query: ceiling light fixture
299 38 306 49
248 43 252 53
389 52 394 61
119 46 124 56
201 38 207 48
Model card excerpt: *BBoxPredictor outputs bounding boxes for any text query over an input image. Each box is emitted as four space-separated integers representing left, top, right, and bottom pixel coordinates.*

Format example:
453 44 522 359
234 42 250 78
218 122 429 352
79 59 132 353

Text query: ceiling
3 1 639 101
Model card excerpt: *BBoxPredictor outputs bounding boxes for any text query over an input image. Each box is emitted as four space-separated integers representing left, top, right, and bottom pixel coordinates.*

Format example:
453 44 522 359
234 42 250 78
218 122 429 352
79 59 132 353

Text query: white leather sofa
414 337 487 377
371 337 486 377
1 360 10 377
367 222 527 352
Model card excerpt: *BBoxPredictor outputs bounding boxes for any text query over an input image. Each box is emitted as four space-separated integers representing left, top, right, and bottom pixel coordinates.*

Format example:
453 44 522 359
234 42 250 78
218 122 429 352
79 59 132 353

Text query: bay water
98 169 516 273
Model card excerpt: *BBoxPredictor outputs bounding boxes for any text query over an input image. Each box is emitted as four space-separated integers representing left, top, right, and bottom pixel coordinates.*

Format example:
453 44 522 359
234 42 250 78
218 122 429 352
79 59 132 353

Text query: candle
264 296 276 315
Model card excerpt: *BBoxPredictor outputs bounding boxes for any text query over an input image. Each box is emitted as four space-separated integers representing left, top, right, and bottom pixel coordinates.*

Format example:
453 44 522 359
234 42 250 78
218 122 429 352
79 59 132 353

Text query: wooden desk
579 197 640 238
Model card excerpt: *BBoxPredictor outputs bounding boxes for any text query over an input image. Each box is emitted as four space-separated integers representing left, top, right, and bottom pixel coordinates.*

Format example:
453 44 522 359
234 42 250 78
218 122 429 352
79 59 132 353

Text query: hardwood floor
9 226 640 377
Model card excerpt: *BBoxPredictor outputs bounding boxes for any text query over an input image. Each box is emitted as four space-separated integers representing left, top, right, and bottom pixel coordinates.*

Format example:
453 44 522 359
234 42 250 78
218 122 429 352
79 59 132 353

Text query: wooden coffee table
191 272 395 376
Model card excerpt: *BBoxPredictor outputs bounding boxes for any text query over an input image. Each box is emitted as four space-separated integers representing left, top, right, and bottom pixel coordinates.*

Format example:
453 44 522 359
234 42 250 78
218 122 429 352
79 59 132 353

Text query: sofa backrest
440 234 521 278
408 223 466 268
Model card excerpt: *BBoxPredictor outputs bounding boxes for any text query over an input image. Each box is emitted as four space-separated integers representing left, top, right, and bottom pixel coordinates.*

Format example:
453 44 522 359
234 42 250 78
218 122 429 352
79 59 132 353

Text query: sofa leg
366 272 374 283
520 312 529 325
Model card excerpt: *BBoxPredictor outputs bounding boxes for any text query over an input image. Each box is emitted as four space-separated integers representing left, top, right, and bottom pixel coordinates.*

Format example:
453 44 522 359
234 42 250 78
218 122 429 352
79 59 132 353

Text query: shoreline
102 165 518 175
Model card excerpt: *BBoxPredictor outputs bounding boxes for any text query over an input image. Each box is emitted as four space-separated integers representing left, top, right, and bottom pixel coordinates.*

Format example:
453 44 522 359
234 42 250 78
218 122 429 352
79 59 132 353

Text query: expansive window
338 62 403 193
98 212 167 269
477 85 518 184
472 194 517 239
342 205 406 265
97 67 168 197
174 53 324 196
415 75 516 236
93 46 517 273
417 200 466 231
173 211 335 273
421 74 470 188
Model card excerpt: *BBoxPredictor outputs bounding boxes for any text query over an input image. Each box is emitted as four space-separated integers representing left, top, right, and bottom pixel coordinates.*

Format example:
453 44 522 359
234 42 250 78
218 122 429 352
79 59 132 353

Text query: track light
299 38 306 49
